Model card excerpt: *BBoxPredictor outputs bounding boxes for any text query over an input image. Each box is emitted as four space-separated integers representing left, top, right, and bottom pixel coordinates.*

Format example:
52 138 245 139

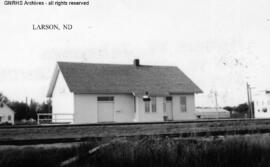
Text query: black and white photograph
1 0 270 166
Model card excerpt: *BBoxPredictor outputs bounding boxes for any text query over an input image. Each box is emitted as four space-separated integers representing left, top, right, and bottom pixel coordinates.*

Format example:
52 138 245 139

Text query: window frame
166 96 172 101
97 96 114 102
180 96 187 112
144 96 157 113
145 101 151 113
151 97 157 112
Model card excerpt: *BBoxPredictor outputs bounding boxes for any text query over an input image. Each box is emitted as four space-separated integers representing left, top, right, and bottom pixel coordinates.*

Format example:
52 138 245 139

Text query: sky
0 0 270 107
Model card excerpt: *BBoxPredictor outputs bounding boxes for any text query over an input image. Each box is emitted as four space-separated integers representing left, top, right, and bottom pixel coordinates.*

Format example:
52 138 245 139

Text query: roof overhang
47 61 204 97
46 64 60 98
0 103 15 113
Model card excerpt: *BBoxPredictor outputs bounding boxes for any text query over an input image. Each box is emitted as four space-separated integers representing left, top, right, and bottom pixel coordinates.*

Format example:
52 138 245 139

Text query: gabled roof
0 102 15 113
47 61 202 97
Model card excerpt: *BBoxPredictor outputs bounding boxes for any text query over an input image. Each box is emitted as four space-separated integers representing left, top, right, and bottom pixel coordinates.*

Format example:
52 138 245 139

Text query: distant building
47 59 202 124
253 90 270 118
0 102 15 125
195 108 230 119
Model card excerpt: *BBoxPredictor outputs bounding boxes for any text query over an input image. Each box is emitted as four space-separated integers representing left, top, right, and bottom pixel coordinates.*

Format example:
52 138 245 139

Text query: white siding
73 94 197 123
74 94 98 123
135 95 197 122
172 94 196 120
74 94 135 123
254 93 270 118
135 97 164 122
114 95 135 122
52 71 74 122
0 104 14 124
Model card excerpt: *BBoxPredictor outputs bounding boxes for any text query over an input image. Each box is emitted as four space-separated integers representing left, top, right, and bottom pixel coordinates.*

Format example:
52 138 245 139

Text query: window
97 96 114 101
166 97 172 101
145 101 150 112
144 97 156 113
8 115 11 121
151 97 157 112
263 108 268 113
180 96 187 112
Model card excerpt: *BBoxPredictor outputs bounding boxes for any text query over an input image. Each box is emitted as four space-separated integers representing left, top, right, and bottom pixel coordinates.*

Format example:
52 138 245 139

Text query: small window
151 97 157 112
8 115 11 121
145 101 150 112
166 97 172 101
180 96 187 112
97 96 114 101
263 108 268 113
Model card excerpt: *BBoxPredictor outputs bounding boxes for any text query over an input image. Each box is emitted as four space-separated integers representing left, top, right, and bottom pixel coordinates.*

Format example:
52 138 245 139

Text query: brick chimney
133 59 140 67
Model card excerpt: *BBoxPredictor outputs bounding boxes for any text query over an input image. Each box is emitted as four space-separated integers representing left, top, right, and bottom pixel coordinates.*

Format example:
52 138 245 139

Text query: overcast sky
0 0 270 107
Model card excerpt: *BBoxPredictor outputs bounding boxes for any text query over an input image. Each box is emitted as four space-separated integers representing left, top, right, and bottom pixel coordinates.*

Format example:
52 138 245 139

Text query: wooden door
98 101 114 122
164 97 173 120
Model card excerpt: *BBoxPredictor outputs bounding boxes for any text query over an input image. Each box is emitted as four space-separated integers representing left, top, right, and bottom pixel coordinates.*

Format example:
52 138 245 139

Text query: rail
1 118 270 145
37 113 73 124
1 117 269 129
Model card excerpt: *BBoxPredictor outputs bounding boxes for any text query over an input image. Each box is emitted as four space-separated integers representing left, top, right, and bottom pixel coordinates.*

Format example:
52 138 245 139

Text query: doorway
97 96 114 122
165 97 173 120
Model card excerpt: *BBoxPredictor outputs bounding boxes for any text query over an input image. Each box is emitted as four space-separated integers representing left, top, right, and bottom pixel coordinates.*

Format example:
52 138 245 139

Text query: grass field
2 134 270 167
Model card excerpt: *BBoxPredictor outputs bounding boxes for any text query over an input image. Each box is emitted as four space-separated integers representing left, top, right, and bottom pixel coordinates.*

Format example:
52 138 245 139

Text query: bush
0 122 12 126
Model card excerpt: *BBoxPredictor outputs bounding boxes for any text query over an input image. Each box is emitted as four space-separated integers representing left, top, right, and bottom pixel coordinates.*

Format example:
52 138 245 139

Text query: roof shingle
57 62 202 96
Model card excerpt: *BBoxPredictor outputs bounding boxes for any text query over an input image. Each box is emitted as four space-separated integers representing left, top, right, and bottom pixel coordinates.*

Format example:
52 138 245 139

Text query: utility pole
214 91 218 112
210 90 219 119
246 83 253 118
25 97 28 113
249 86 254 118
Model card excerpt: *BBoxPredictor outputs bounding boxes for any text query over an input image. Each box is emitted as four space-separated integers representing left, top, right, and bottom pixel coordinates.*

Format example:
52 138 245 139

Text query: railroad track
1 118 270 145
1 118 269 128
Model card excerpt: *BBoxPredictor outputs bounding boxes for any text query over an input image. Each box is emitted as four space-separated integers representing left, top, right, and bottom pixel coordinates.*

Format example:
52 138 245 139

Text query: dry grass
73 134 270 167
2 134 270 167
0 142 98 167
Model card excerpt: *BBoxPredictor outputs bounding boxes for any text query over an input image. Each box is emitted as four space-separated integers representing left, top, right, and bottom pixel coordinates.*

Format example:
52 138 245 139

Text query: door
165 97 173 120
98 101 114 122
